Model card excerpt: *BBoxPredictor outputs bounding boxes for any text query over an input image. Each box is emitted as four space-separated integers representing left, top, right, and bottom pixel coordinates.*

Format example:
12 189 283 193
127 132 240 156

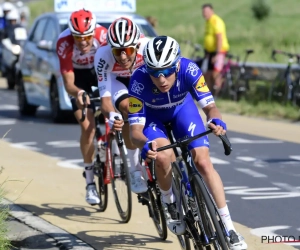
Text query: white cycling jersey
93 37 149 102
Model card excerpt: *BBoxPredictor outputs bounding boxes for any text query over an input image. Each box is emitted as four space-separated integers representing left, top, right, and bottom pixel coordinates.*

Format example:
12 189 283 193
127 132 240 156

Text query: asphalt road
1 83 300 249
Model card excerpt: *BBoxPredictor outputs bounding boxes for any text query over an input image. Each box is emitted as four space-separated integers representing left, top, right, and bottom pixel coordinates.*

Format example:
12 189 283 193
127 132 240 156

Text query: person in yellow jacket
202 3 229 97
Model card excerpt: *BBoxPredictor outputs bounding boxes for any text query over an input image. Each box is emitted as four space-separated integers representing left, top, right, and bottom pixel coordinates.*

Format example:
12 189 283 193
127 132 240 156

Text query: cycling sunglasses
146 64 177 78
73 34 93 42
111 46 136 57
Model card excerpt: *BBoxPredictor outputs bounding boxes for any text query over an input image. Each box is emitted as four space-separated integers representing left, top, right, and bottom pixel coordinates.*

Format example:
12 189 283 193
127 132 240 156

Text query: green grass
0 167 10 250
28 0 300 63
216 98 300 121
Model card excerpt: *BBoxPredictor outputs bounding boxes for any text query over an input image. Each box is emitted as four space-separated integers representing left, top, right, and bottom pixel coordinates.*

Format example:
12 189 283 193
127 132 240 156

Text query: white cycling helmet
107 17 140 48
68 9 96 35
143 36 181 68
2 2 15 11
6 9 19 20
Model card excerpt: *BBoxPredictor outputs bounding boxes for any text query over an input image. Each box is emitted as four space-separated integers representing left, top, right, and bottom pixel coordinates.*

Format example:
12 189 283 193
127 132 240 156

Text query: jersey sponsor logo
96 58 106 81
57 40 69 59
152 87 160 95
195 75 209 93
75 55 94 65
128 116 145 125
131 80 144 95
186 62 199 77
129 96 143 113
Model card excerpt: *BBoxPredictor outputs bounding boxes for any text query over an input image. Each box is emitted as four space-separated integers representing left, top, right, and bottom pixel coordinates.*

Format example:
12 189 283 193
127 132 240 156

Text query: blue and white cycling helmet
143 35 181 68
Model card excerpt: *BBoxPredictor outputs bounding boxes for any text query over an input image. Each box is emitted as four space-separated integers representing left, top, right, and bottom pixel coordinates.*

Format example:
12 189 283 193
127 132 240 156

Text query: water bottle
97 137 106 162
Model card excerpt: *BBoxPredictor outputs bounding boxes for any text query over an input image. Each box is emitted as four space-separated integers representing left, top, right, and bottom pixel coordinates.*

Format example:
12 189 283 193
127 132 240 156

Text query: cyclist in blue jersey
128 36 247 250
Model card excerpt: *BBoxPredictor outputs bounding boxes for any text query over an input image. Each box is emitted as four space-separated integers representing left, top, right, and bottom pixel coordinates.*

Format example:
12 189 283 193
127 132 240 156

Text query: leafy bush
251 0 271 21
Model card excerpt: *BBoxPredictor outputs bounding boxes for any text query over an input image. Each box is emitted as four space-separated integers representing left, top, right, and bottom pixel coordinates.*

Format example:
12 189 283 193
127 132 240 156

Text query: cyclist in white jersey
93 17 149 193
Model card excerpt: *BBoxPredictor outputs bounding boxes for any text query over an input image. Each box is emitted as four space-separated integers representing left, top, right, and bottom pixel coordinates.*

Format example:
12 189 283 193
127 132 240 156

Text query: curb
3 198 95 250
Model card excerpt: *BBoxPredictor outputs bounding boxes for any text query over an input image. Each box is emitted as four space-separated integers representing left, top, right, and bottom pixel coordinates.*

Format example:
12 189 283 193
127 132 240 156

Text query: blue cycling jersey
128 57 215 126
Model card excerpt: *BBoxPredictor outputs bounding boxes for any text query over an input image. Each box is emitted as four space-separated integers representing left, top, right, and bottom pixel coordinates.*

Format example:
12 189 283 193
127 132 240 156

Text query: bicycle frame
158 125 232 246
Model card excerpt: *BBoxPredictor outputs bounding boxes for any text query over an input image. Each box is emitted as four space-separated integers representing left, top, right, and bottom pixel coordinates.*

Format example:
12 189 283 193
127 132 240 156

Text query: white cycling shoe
130 171 148 194
161 201 186 235
228 230 248 250
85 183 100 205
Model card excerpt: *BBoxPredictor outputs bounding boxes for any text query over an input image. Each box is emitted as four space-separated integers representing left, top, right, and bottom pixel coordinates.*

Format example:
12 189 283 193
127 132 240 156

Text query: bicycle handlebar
156 129 232 156
80 92 101 122
271 49 300 63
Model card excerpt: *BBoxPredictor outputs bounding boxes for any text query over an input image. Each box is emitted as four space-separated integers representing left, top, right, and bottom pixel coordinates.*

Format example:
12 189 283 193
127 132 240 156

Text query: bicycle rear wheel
110 138 132 223
94 157 108 212
172 162 192 250
190 174 229 249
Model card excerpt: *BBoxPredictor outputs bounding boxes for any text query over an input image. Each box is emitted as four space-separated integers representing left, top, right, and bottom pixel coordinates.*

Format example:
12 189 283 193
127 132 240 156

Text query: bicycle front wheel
94 158 108 212
172 162 191 250
190 174 229 249
110 138 132 223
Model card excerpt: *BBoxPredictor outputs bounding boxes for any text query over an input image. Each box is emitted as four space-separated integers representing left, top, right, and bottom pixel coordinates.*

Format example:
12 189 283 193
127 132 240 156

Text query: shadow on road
76 229 172 250
9 202 120 224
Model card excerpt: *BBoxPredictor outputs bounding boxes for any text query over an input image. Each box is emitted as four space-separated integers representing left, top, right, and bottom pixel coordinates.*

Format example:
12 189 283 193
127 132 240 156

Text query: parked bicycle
270 49 300 106
81 91 132 223
154 123 232 249
221 49 254 101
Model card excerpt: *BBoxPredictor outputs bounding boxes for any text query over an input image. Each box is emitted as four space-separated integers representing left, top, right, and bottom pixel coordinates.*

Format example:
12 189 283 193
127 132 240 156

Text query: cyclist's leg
111 77 147 193
143 118 185 235
213 52 226 97
72 69 99 205
172 99 247 249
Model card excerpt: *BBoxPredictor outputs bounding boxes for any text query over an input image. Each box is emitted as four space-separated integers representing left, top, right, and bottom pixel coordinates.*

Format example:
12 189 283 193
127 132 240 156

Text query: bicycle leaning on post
80 91 132 223
152 123 232 250
270 49 300 107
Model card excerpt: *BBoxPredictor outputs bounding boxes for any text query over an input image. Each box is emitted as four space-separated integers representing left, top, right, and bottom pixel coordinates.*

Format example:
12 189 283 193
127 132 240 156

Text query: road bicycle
80 91 132 223
154 123 232 249
270 49 300 106
137 153 191 249
221 49 254 101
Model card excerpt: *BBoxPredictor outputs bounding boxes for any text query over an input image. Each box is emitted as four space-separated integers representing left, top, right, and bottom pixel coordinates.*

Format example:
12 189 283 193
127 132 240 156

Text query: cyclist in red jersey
56 9 107 205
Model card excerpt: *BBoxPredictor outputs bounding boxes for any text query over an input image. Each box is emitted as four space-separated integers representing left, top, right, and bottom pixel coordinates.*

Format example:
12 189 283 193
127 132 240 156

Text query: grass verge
216 98 300 122
0 167 11 250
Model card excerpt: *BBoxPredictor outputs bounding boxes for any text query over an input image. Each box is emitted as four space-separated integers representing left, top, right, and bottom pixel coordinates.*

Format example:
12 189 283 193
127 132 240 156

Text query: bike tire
190 174 229 249
110 137 132 223
172 162 192 250
147 184 168 240
95 157 108 212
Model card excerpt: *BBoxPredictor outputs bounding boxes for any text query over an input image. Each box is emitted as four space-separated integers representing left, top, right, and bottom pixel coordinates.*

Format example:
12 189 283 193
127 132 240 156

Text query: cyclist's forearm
62 72 81 97
100 97 116 118
130 127 148 149
202 103 222 121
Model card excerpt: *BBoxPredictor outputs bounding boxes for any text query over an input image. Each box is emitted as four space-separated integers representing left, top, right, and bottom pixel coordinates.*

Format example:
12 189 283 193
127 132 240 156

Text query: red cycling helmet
68 9 96 35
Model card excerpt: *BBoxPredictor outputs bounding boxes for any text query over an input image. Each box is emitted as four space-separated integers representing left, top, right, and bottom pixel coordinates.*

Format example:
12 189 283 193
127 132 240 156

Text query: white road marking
210 157 229 165
235 168 267 178
10 141 41 151
46 140 80 148
289 155 300 161
236 156 257 162
57 159 83 169
228 137 283 144
2 198 94 249
0 118 17 125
